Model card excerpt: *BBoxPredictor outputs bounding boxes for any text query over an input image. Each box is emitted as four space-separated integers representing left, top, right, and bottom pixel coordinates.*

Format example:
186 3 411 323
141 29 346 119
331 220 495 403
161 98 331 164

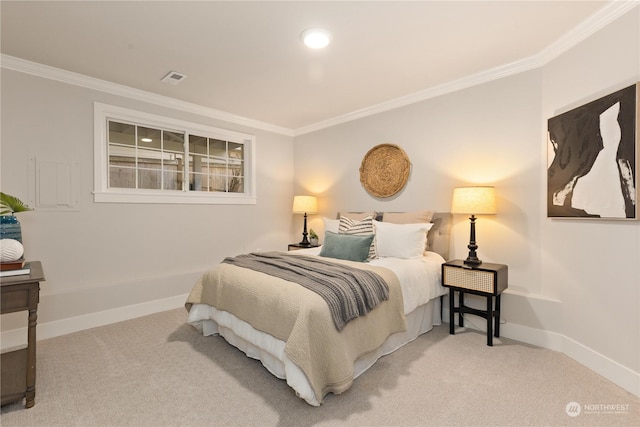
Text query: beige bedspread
185 256 407 403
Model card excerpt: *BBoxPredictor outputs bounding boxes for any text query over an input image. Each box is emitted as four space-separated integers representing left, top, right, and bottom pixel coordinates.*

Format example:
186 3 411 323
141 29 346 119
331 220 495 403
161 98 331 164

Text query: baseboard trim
442 307 564 351
505 323 639 397
562 335 640 398
501 321 564 351
1 293 189 352
4 298 638 398
442 309 639 398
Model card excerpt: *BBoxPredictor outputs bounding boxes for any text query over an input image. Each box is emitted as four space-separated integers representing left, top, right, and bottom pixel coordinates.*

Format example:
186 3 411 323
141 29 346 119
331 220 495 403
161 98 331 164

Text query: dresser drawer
442 261 508 296
1 288 31 313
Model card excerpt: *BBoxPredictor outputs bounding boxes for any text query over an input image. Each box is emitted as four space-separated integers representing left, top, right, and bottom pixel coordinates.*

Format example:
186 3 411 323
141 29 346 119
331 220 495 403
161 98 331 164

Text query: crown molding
537 0 639 64
0 54 294 137
1 1 636 138
293 1 639 136
293 55 541 136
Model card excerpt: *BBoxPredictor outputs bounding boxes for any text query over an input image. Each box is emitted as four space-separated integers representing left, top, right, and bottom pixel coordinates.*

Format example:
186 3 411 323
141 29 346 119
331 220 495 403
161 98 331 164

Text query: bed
186 211 451 406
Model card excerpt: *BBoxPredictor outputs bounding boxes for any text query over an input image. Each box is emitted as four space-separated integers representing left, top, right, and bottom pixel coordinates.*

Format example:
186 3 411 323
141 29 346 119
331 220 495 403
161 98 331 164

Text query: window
94 103 255 204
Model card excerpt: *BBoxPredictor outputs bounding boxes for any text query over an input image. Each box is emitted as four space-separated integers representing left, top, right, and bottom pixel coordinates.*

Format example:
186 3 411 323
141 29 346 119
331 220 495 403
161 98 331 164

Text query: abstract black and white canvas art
547 84 638 219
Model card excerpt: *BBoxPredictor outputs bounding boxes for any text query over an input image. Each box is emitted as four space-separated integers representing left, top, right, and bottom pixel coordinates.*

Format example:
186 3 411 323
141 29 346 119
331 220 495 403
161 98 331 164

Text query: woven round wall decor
359 143 411 198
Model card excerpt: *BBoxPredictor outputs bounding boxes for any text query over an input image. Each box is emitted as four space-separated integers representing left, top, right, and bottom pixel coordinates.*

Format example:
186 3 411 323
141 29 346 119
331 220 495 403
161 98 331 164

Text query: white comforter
187 250 447 405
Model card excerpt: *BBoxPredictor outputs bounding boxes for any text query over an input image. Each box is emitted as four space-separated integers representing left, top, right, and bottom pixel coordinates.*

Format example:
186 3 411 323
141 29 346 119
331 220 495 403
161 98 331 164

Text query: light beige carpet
1 308 638 426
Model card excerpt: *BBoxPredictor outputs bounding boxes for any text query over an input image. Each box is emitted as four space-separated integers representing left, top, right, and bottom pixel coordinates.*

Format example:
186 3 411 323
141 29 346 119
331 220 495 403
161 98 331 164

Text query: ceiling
0 1 627 134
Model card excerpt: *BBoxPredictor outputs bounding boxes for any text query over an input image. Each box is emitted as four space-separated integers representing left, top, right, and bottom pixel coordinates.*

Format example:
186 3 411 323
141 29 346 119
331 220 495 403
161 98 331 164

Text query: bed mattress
187 248 446 405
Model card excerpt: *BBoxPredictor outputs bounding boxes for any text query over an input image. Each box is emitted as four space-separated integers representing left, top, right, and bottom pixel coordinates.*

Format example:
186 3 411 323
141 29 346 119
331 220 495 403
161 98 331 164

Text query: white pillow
373 220 434 258
322 217 340 234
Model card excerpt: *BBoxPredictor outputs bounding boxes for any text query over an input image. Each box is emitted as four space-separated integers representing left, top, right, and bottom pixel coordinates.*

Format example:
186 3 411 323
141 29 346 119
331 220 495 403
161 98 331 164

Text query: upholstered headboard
426 212 452 261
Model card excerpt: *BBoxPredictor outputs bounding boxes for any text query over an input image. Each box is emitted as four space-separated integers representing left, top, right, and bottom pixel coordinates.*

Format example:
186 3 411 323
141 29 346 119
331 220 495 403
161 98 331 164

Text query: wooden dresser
1 261 44 408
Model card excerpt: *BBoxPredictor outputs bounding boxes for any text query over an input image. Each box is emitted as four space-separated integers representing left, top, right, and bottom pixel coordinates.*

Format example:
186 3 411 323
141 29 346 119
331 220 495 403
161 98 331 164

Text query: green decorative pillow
338 215 377 259
319 231 375 262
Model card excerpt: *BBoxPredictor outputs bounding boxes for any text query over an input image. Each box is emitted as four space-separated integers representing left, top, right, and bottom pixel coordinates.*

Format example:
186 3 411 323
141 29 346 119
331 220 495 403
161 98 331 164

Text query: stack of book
0 258 31 278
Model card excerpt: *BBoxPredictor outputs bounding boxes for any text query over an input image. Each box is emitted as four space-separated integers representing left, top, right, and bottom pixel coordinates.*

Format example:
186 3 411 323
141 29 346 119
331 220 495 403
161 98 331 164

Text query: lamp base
299 212 311 246
463 256 482 266
464 214 482 266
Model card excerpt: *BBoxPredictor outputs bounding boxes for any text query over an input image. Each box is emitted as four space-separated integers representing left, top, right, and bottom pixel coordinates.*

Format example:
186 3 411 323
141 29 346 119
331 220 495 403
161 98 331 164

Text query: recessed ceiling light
141 138 152 142
301 28 332 49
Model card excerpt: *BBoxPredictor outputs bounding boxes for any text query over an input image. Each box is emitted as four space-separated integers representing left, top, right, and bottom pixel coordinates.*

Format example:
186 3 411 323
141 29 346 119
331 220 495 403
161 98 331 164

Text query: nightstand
288 243 319 251
441 259 508 346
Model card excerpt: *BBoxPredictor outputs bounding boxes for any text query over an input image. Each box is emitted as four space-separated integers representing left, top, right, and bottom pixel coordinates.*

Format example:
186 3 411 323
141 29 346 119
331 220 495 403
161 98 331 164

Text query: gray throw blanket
222 252 390 331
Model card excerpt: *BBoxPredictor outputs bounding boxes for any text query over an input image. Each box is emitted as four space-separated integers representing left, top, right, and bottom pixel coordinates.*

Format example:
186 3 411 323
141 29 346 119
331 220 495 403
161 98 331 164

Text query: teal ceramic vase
0 215 22 243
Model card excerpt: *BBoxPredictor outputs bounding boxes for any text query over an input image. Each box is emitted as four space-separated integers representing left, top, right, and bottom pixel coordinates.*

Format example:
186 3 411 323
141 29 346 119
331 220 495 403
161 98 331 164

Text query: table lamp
451 186 496 266
292 195 318 246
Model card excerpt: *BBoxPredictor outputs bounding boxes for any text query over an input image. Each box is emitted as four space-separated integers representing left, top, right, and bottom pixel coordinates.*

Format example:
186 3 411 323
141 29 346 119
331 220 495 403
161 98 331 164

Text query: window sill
93 190 256 205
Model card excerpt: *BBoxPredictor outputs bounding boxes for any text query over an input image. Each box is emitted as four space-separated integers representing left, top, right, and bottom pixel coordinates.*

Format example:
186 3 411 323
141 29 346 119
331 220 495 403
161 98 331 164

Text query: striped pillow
339 215 377 259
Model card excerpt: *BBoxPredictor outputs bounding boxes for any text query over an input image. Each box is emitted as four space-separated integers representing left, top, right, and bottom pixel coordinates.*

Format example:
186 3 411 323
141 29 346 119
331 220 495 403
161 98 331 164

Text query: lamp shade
292 195 318 214
451 186 496 215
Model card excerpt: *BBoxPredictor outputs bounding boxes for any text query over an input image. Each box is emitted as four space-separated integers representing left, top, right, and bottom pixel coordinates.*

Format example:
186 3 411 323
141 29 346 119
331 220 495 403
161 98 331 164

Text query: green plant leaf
0 192 33 215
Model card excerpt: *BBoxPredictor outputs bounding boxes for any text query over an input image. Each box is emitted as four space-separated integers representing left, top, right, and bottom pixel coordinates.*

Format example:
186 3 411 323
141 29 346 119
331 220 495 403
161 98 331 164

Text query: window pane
209 174 227 192
109 144 136 161
138 126 161 150
164 131 184 153
162 154 183 190
209 139 227 158
108 121 136 189
109 121 135 146
228 142 243 160
229 175 244 193
163 171 181 190
189 172 208 191
189 135 207 155
138 168 161 189
109 165 136 188
138 149 162 164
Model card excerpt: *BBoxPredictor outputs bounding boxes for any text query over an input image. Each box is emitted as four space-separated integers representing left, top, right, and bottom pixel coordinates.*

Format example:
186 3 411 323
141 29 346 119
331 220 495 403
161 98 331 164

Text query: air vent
161 71 187 85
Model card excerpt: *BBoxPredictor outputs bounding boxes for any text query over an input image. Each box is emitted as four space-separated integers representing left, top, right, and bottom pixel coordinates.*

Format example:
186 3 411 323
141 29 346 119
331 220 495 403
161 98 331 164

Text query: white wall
1 68 295 337
294 7 639 396
1 4 637 399
541 7 640 390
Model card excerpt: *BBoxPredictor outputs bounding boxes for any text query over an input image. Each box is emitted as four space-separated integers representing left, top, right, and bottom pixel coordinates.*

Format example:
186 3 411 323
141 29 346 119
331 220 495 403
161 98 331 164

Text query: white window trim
94 102 256 205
